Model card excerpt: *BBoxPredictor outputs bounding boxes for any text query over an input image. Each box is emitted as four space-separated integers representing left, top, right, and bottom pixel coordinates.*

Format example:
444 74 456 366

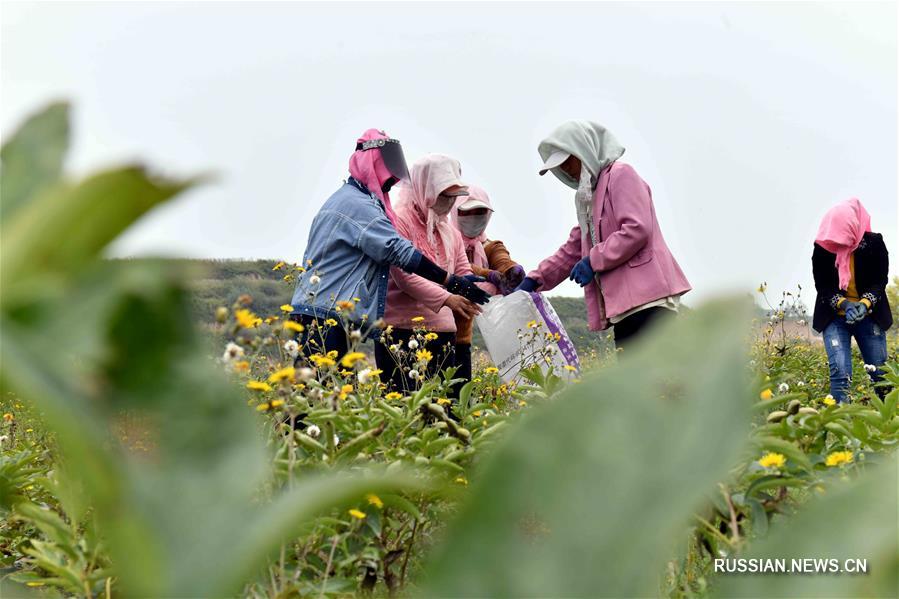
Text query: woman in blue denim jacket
289 129 488 357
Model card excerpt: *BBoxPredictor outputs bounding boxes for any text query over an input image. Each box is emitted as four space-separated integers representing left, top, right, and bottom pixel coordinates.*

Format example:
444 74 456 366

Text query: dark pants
292 314 348 359
612 306 673 351
374 329 457 396
823 316 888 403
453 343 472 399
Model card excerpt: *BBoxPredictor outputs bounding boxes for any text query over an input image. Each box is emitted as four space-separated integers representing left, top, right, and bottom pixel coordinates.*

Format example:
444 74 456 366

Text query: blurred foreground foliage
1 103 896 599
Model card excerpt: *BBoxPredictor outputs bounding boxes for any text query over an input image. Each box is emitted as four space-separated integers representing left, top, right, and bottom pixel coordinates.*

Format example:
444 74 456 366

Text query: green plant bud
797 407 819 415
787 399 801 415
766 410 788 423
215 306 229 323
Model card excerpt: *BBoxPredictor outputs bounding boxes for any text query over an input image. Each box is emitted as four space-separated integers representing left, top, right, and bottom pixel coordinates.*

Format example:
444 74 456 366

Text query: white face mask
457 213 491 238
432 194 456 216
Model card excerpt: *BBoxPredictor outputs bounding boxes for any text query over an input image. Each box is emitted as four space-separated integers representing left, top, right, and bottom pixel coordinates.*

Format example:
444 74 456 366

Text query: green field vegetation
2 103 897 599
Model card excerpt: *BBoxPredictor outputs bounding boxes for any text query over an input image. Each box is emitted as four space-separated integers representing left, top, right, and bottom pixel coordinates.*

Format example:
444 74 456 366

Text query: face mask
457 213 491 238
381 176 398 194
432 194 456 216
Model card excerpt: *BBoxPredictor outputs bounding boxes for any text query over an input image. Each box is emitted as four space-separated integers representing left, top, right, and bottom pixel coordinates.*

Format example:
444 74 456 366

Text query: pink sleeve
588 164 651 272
389 266 450 314
527 226 582 291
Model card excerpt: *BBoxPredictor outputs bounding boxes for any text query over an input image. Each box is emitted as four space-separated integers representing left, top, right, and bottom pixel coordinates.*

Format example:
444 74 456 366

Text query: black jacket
812 232 892 333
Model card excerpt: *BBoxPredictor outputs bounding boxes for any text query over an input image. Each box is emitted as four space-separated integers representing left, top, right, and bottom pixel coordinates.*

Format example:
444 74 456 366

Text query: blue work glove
514 277 539 293
844 301 868 324
462 274 486 283
569 257 595 287
500 265 526 295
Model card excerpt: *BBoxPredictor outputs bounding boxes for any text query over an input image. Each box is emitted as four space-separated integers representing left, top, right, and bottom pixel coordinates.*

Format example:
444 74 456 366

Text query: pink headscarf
393 154 466 272
348 128 399 224
450 185 493 269
814 197 872 290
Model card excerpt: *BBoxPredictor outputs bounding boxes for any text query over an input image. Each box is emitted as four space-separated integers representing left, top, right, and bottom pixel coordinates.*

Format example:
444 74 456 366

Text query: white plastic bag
475 291 580 383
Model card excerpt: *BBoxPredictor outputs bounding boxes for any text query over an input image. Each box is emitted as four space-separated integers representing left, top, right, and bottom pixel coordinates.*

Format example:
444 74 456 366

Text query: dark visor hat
355 138 410 181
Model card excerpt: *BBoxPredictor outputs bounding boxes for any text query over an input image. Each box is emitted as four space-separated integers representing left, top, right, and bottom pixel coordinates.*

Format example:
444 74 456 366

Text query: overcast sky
2 1 896 306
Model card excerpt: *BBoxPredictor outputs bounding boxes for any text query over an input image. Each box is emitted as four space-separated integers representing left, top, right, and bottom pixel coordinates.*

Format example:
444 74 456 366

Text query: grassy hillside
165 258 614 355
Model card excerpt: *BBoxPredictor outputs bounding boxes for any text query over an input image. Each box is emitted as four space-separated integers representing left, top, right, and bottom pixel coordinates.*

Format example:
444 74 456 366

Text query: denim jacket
290 178 420 334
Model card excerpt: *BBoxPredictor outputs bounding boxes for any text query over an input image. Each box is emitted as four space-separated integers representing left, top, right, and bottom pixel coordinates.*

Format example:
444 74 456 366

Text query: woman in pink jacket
516 120 691 350
377 154 485 394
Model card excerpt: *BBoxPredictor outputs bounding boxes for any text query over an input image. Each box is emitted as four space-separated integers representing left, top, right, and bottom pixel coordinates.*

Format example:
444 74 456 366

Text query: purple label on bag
529 292 580 372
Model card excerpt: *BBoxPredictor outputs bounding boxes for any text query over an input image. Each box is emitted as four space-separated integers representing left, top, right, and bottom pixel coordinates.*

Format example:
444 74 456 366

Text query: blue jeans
822 316 888 403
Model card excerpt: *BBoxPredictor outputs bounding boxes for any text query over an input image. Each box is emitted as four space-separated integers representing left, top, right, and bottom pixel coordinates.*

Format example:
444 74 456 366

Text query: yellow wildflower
271 399 285 408
348 508 367 519
484 367 499 374
327 350 339 358
235 308 262 329
411 316 425 323
416 349 433 363
310 354 335 368
269 366 296 384
760 389 773 400
758 452 786 468
757 283 767 293
280 304 293 312
437 398 451 405
256 403 270 412
232 360 250 373
272 261 285 271
823 396 837 407
339 384 354 400
825 451 854 467
472 410 482 417
385 392 403 400
264 316 280 324
424 332 439 341
341 352 367 368
518 400 527 407
283 320 304 333
336 300 356 312
324 318 338 327
526 320 539 328
366 494 384 509
246 381 272 392
454 476 468 486
2 413 13 422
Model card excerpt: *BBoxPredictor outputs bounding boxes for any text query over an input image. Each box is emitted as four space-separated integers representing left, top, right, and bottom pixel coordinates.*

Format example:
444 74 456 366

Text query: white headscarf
538 121 625 245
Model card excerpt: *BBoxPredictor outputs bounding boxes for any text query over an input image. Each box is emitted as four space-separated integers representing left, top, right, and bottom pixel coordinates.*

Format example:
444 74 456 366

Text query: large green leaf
0 101 69 219
714 452 898 598
424 299 755 597
1 166 198 293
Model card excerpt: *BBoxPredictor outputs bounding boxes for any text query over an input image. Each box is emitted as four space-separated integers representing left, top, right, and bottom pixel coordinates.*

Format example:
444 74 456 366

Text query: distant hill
172 258 614 355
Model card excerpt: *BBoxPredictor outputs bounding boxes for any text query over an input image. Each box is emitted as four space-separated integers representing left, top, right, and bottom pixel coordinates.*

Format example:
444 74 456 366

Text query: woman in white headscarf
516 120 691 350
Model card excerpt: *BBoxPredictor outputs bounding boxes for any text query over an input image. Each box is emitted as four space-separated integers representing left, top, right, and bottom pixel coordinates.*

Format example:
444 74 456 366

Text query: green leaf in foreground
424 298 755 598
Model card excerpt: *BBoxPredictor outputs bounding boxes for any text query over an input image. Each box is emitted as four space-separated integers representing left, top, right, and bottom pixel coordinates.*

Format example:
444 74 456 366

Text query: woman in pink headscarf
376 154 487 397
812 198 892 403
449 185 525 388
289 130 488 359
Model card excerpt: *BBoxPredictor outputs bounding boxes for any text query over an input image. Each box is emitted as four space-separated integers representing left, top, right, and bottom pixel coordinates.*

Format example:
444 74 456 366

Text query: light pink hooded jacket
384 155 476 332
528 162 692 331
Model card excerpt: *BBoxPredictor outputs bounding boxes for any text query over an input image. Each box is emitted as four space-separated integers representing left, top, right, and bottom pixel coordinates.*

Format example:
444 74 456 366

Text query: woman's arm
812 243 845 311
857 234 889 309
527 226 583 291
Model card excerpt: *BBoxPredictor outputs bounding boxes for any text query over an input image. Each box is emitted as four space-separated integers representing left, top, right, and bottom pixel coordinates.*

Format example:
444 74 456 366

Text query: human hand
845 301 868 323
444 294 482 319
514 277 539 293
500 265 526 294
446 274 490 305
569 257 595 287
